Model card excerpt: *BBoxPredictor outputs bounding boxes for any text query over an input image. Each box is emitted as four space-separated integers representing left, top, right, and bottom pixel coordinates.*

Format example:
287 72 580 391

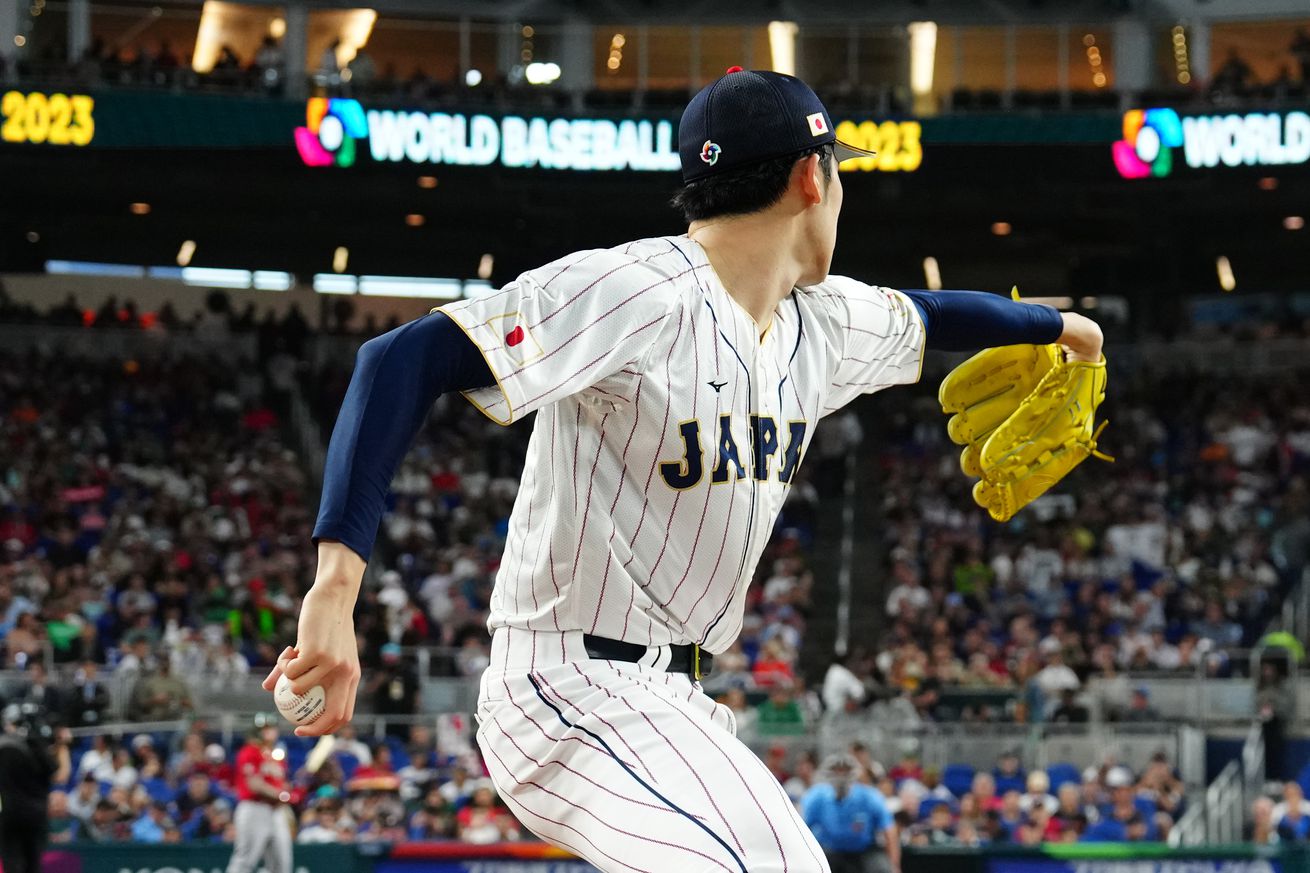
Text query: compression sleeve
901 289 1065 351
313 311 494 561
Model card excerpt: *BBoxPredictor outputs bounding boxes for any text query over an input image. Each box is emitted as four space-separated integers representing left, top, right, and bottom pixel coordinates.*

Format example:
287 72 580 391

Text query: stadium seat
336 753 360 779
943 764 975 797
1046 763 1080 790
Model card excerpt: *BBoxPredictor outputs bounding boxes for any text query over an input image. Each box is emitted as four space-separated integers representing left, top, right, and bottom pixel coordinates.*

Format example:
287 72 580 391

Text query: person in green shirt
757 681 808 736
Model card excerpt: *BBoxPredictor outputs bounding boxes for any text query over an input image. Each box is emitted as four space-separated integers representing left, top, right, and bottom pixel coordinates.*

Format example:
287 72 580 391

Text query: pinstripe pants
476 629 829 873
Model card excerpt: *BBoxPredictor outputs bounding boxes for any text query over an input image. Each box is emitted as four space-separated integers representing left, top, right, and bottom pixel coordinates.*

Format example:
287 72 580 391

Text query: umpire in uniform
226 713 293 873
802 754 901 873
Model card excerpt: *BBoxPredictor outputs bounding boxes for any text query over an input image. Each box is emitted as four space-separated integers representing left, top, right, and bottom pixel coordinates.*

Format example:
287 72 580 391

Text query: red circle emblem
506 326 525 347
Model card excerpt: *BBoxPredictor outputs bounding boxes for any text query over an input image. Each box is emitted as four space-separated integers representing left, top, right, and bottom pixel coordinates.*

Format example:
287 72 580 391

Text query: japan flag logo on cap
806 112 828 137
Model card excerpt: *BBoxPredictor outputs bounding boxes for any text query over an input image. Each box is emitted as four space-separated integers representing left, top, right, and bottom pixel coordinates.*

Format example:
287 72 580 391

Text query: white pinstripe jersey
439 235 925 654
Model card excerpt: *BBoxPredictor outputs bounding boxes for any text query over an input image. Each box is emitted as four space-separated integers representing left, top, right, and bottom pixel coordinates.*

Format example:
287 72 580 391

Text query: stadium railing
1171 723 1264 846
1086 652 1305 726
739 720 1206 788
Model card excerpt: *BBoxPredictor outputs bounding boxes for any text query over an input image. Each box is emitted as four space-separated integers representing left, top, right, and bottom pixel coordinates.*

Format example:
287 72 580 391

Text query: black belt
582 634 713 680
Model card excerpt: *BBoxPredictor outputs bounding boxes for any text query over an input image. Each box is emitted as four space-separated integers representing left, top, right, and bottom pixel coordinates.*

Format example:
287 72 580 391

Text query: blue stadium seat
336 753 360 779
384 736 412 771
943 764 975 797
1046 763 1080 790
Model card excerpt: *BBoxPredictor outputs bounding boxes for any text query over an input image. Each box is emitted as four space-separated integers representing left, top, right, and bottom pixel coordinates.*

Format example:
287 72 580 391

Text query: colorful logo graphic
1113 108 1184 179
295 98 368 167
806 112 828 137
700 140 721 165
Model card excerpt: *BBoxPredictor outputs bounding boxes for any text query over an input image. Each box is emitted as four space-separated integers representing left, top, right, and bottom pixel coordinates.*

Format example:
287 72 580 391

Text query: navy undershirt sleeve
901 289 1066 351
313 311 493 561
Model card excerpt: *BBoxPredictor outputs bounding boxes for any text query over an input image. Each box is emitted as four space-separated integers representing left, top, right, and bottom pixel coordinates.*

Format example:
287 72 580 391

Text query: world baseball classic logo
1112 108 1183 179
295 97 368 167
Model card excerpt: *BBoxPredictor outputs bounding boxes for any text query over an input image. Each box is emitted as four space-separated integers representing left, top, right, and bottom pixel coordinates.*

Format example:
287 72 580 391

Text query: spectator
1249 796 1279 845
67 773 102 823
454 782 519 844
208 639 250 690
971 772 1003 812
1293 29 1310 84
1120 687 1160 723
82 800 125 842
909 800 957 846
756 681 807 736
1050 688 1090 724
1032 649 1080 715
1273 782 1310 840
802 755 899 873
993 752 1026 795
1052 783 1089 837
175 772 218 824
885 561 930 617
253 36 285 94
823 652 868 714
439 764 476 809
407 786 453 840
1257 662 1294 780
298 800 349 843
1020 772 1058 816
1212 48 1254 95
130 802 172 843
319 38 342 88
368 644 421 736
127 659 194 721
66 660 111 727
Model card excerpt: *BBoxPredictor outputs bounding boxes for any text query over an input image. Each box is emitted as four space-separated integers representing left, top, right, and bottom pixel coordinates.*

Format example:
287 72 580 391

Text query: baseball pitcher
265 69 1106 872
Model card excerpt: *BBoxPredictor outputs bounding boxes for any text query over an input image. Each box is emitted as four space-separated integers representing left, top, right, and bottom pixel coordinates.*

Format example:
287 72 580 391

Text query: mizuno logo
708 380 728 393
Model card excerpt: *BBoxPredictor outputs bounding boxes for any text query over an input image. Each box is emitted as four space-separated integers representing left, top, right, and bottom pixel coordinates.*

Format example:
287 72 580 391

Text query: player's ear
796 153 824 207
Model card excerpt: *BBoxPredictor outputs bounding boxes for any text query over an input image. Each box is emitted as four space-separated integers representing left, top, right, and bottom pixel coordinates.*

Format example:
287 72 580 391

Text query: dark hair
671 144 834 223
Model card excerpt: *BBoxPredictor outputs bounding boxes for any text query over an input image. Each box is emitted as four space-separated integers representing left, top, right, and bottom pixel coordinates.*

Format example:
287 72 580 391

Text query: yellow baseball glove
939 342 1111 523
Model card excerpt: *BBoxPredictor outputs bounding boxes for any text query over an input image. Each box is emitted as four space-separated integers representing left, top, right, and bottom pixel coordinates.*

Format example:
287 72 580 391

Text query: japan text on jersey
440 236 925 654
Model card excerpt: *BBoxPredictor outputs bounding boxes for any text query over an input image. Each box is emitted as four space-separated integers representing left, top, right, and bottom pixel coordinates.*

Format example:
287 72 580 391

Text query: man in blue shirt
802 755 901 873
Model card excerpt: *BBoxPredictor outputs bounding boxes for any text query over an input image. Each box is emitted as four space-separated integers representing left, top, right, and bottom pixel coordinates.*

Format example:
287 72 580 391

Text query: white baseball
274 673 326 726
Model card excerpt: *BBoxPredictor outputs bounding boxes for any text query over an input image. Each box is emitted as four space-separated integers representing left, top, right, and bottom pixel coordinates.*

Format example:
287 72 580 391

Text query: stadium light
908 22 937 98
922 257 942 291
333 246 349 273
176 240 196 267
525 62 561 85
465 69 483 87
1284 216 1305 231
1216 256 1236 292
359 275 462 299
768 22 798 76
478 254 494 280
314 273 358 295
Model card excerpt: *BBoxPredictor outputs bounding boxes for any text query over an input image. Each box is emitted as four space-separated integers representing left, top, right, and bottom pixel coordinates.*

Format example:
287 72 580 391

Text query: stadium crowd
0 310 824 845
799 365 1310 730
3 299 1308 848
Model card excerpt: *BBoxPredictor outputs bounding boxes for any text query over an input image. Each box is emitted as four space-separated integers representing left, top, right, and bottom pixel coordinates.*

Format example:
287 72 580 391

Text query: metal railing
739 720 1205 788
1170 721 1266 846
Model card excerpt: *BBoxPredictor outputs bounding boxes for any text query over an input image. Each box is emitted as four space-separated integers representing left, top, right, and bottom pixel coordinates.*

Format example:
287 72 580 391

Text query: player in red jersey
226 714 293 873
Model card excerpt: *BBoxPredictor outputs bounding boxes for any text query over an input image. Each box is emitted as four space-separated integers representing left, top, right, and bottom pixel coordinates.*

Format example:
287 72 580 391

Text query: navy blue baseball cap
678 68 875 183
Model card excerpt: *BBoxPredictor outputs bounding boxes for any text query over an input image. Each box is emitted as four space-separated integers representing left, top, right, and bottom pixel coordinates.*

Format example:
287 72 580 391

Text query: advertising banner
42 842 357 873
